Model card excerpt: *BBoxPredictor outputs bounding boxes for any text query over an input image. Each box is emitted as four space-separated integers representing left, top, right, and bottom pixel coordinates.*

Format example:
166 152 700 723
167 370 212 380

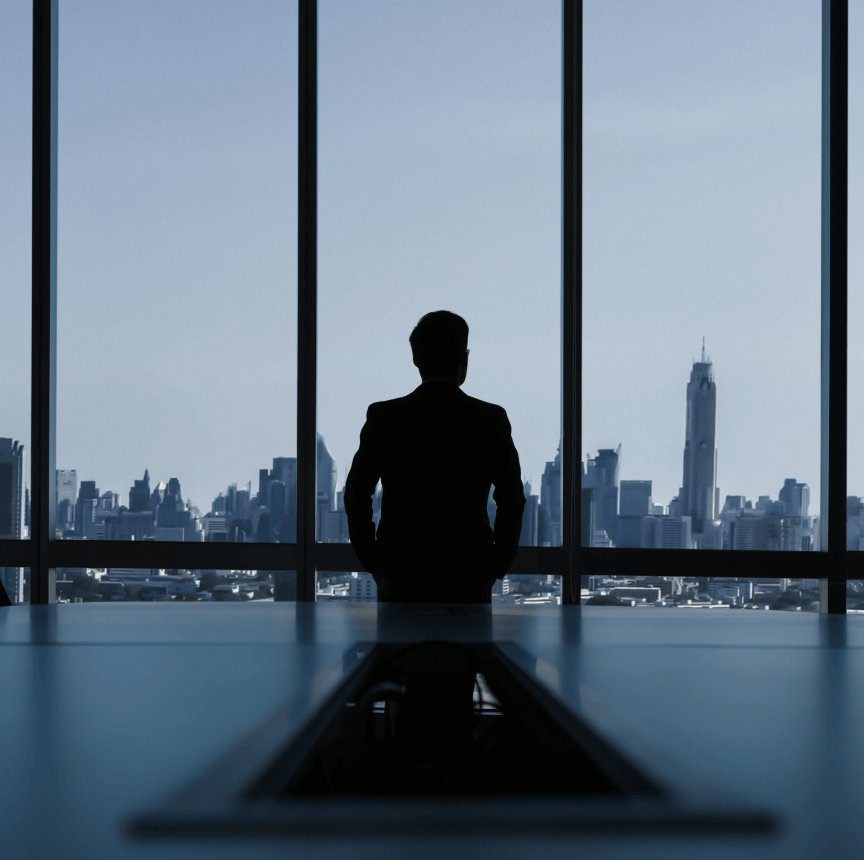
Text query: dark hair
409 311 469 377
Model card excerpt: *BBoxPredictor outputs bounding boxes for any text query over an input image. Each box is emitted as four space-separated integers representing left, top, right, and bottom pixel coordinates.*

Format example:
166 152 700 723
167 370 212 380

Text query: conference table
1 602 861 859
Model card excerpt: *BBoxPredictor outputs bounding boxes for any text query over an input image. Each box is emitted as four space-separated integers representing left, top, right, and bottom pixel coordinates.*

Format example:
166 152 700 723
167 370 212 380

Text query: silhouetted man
344 311 526 603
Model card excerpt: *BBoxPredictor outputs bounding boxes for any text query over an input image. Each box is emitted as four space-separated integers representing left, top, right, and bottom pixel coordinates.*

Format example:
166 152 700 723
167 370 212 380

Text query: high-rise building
582 446 620 546
324 489 350 543
250 457 298 543
316 434 338 542
617 479 652 548
75 480 100 539
150 481 166 510
128 470 151 513
594 448 621 543
642 515 693 549
539 444 562 546
779 479 810 518
519 480 540 546
0 439 25 540
620 480 652 517
679 343 718 533
0 438 25 603
268 457 297 541
56 469 78 530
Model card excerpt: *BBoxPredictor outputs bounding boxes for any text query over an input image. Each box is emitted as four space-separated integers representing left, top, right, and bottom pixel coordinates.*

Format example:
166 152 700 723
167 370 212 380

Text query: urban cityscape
3 352 864 609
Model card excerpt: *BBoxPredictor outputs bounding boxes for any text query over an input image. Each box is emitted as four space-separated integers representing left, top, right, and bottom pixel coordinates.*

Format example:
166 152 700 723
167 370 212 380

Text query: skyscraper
0 439 25 603
539 444 561 546
594 447 621 543
679 343 718 533
128 470 150 512
618 479 652 548
76 480 100 538
582 446 621 546
56 469 78 530
317 434 338 542
519 480 540 546
779 478 810 518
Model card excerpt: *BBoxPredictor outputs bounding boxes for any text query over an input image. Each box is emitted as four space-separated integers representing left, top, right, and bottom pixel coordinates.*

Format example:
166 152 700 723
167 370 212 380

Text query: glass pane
318 0 562 602
57 0 298 544
492 573 562 606
583 1 820 550
1 568 29 607
847 580 864 613
582 576 821 612
56 568 294 603
316 568 562 606
0 0 31 580
317 570 377 603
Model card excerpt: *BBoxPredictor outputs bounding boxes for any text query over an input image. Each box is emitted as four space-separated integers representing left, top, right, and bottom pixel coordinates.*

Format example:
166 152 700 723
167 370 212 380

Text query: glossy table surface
1 603 862 860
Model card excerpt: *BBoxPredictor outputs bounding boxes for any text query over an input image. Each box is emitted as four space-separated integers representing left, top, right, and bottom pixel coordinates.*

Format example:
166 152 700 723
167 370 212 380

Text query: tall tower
128 469 151 512
680 342 718 533
0 439 25 603
316 434 338 542
540 443 562 547
593 447 622 544
56 469 78 529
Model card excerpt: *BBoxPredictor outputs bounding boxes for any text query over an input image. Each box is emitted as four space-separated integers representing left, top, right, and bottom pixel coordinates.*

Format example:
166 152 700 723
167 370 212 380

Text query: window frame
0 0 849 613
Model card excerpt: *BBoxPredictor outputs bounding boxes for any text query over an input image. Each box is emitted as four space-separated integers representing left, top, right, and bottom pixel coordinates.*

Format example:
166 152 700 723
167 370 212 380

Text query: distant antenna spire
702 336 706 363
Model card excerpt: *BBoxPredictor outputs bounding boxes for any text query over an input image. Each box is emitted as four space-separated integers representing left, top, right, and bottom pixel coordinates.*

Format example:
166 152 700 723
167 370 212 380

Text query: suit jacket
344 380 526 603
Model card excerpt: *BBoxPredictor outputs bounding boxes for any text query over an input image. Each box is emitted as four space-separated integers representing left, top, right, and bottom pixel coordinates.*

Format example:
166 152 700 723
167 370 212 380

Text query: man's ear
459 353 469 385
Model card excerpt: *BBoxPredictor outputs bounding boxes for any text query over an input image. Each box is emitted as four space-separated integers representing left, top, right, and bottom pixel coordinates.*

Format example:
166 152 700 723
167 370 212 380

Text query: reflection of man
344 311 526 603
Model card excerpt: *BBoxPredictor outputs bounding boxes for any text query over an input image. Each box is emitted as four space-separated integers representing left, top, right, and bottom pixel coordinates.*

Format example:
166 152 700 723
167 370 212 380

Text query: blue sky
2 0 861 529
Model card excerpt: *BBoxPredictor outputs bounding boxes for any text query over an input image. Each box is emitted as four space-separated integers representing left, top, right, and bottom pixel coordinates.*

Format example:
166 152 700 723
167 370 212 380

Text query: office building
582 447 620 546
779 479 810 518
316 434 338 543
617 479 652 548
347 570 377 602
0 439 25 541
539 445 561 546
0 439 25 603
129 470 151 512
679 344 718 533
519 480 540 546
56 468 77 530
642 515 694 549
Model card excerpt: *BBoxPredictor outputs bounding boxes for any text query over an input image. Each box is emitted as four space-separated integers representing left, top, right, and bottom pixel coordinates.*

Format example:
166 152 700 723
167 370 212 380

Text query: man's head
410 311 469 384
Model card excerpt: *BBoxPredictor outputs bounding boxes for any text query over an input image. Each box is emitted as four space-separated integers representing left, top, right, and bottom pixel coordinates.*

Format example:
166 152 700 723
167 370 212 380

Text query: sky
3 0 864 531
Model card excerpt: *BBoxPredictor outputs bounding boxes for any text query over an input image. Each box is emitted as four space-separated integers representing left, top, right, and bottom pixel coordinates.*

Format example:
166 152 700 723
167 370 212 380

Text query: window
3 1 854 612
57 0 298 547
583 0 820 552
316 0 562 602
0 0 32 605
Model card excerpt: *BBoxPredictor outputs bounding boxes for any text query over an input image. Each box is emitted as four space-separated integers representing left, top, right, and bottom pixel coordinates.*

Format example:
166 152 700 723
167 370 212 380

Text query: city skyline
39 334 820 554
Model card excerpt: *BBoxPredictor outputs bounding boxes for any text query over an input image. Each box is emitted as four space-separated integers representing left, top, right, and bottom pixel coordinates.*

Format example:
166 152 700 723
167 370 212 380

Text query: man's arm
343 406 382 576
489 407 526 580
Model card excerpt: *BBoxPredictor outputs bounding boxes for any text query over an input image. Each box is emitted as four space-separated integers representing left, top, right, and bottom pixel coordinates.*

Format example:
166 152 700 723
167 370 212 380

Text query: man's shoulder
458 391 508 421
366 387 507 423
365 394 413 419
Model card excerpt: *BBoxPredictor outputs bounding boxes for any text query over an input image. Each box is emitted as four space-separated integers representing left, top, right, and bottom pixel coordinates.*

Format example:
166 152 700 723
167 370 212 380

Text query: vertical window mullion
562 0 582 605
296 0 318 601
821 0 848 613
30 0 58 605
